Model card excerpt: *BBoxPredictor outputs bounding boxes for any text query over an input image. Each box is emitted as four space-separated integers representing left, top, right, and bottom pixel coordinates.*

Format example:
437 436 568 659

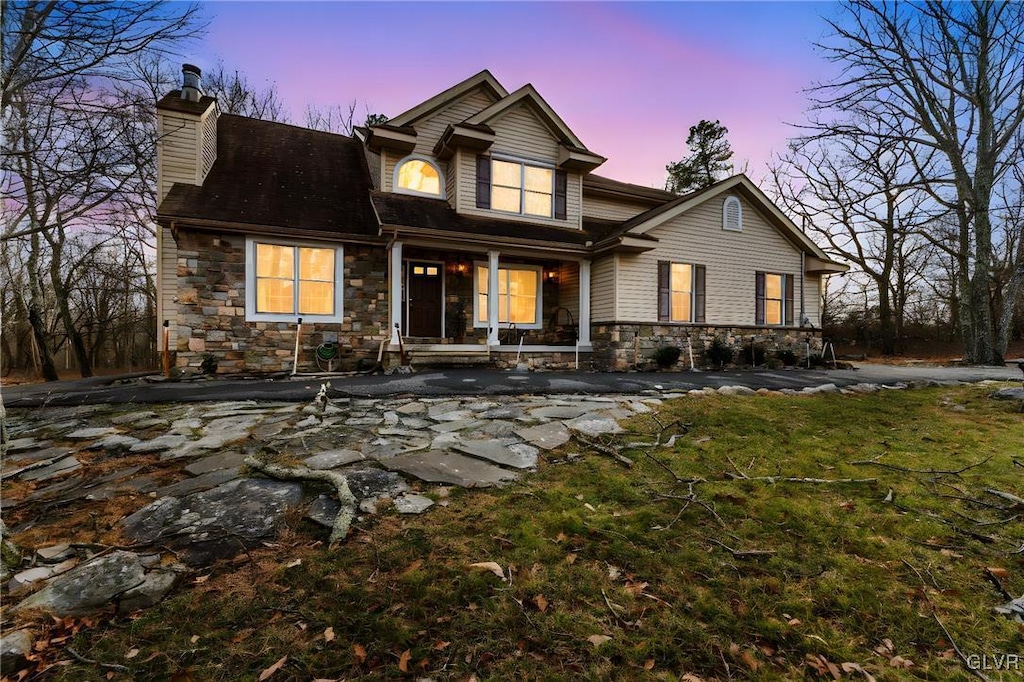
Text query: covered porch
386 240 592 362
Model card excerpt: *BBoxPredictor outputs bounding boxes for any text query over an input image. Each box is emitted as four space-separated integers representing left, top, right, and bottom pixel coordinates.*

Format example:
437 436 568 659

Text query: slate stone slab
66 427 119 440
121 479 304 566
12 550 145 616
992 387 1024 400
130 434 187 454
345 469 410 501
394 494 434 514
385 451 518 488
5 446 72 466
185 452 250 476
515 422 571 450
455 441 538 469
5 438 48 454
303 449 364 470
19 456 81 482
478 406 525 420
87 435 142 451
528 405 592 419
429 420 481 433
395 402 426 415
118 567 182 613
427 401 461 417
307 494 341 528
564 416 624 438
431 410 475 422
110 411 159 426
152 468 242 498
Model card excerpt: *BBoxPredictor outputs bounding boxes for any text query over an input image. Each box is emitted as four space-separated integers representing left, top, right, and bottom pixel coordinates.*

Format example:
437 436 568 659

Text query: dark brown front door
407 262 443 337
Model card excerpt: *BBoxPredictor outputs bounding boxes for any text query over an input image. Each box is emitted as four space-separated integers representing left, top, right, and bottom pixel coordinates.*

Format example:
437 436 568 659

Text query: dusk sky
190 2 842 189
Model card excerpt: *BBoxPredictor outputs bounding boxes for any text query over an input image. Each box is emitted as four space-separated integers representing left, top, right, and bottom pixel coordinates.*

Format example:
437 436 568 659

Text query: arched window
723 195 742 232
395 157 443 197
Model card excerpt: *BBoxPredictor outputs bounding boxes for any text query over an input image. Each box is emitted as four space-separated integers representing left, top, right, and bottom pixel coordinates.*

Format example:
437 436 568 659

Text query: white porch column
389 241 403 344
487 250 500 346
578 259 591 347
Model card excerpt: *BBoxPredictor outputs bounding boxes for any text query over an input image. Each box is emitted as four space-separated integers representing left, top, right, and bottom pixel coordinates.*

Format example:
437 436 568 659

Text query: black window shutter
476 155 491 209
657 261 670 321
694 265 706 323
755 271 766 326
554 170 568 220
784 274 795 326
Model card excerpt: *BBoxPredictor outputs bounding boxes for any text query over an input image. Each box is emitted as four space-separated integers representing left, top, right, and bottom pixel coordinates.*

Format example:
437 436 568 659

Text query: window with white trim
491 159 553 218
473 264 542 328
395 157 443 197
723 195 742 231
245 237 344 322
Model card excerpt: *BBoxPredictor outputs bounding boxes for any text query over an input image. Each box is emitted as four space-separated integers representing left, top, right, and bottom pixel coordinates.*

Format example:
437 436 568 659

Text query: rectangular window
247 238 343 322
490 159 553 218
475 264 541 327
658 261 705 323
755 271 793 326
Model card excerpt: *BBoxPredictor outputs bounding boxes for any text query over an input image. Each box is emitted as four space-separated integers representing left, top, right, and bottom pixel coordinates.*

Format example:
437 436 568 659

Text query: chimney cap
182 63 202 76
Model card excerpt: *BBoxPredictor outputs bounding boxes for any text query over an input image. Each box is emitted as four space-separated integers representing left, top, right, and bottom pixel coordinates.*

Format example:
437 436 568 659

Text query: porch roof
371 192 592 250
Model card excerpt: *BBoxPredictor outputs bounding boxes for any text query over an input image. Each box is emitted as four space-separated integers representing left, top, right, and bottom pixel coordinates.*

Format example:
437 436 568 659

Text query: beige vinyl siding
381 88 496 194
411 89 497 157
583 196 654 222
455 104 583 229
555 262 580 322
617 196 804 325
156 225 178 351
591 255 617 321
157 112 201 203
446 154 458 205
804 274 822 326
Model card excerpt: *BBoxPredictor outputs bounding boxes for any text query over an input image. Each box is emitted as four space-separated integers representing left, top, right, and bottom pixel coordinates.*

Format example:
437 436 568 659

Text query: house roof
371 192 591 250
157 115 380 239
464 85 589 151
598 174 846 268
583 174 676 203
388 70 508 128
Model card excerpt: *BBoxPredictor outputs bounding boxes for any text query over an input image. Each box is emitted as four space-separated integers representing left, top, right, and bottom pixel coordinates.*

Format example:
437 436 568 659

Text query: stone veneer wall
174 230 388 374
591 323 824 371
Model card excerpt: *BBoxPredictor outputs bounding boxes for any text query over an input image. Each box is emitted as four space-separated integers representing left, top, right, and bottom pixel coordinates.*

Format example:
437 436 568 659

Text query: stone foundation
173 231 388 374
591 322 823 371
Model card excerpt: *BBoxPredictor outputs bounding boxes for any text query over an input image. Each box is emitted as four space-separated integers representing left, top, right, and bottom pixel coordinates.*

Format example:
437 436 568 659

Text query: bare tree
810 0 1024 364
772 128 933 354
304 100 387 135
203 63 287 121
1 1 203 380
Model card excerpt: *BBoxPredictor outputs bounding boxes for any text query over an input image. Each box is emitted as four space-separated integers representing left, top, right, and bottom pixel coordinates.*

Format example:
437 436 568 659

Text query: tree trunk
46 228 93 377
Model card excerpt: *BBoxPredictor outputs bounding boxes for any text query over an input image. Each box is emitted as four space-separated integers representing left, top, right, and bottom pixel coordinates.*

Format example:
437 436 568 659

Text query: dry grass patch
12 385 1023 681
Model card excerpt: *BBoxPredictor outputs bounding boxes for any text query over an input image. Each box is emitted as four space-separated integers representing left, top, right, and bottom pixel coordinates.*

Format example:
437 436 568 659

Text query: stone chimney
181 64 203 102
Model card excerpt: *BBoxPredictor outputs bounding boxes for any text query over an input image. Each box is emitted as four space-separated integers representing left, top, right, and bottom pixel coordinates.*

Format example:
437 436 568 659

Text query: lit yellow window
491 160 552 217
476 266 539 325
670 263 692 322
255 243 335 316
397 159 441 195
765 274 783 325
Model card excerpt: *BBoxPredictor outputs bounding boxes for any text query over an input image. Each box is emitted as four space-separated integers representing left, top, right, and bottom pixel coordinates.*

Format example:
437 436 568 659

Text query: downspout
800 251 806 327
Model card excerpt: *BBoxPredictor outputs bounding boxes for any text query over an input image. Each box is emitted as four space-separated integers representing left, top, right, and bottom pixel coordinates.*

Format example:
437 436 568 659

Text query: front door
406 262 443 337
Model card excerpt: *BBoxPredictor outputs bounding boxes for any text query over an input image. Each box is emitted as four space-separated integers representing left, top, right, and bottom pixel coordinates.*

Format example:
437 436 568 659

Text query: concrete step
406 351 494 368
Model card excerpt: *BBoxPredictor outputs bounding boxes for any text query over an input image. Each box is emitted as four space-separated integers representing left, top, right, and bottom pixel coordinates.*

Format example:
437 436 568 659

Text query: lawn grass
42 385 1024 680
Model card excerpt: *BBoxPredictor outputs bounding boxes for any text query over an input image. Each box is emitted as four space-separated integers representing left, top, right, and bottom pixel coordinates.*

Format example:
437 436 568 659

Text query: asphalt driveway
3 362 1021 407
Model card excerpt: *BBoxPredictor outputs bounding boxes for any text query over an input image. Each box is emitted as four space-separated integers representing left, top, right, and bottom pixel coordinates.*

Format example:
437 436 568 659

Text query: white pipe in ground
291 317 303 376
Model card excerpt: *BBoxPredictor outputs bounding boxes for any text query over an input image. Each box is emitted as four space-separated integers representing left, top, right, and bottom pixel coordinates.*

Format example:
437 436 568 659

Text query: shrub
766 357 784 370
807 353 828 369
706 337 733 368
775 348 799 366
199 353 219 375
652 345 682 368
748 343 768 366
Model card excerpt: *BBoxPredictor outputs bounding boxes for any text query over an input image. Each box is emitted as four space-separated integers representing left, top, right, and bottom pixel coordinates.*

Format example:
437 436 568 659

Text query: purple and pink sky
191 2 840 189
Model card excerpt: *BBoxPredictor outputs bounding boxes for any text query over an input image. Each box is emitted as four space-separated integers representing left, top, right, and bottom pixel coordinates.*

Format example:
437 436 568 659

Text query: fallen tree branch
725 474 877 485
574 434 634 468
66 647 131 673
707 537 775 559
984 489 1024 509
244 457 356 546
848 456 991 475
932 612 991 682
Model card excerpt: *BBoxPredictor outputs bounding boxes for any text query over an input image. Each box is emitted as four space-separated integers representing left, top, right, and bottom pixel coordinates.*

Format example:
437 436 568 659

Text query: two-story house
155 66 845 373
